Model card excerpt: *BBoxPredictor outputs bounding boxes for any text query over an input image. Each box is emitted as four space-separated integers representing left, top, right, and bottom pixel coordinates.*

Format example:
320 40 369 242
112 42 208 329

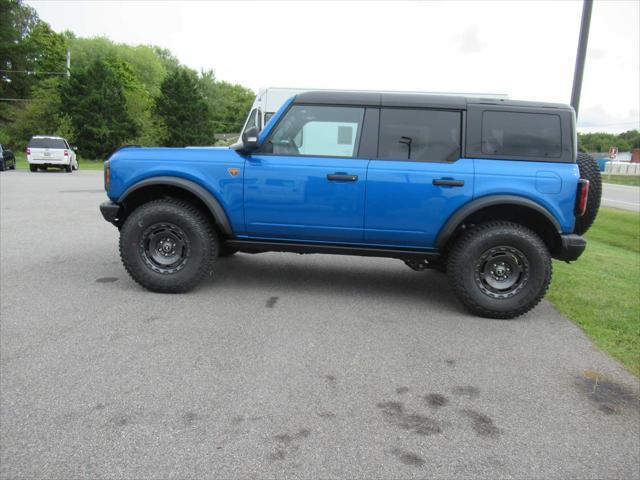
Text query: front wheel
447 221 551 319
29 164 37 172
119 199 219 293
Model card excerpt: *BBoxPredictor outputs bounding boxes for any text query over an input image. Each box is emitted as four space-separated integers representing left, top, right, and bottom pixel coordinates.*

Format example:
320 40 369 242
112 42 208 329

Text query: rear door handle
327 173 358 182
432 178 464 187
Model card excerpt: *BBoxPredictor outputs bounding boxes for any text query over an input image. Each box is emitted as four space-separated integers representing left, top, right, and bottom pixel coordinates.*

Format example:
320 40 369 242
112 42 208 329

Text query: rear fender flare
435 195 562 249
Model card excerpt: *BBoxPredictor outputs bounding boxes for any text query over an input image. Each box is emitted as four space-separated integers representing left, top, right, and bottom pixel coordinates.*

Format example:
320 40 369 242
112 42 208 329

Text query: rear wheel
66 164 73 173
119 199 218 293
447 221 551 319
29 164 37 172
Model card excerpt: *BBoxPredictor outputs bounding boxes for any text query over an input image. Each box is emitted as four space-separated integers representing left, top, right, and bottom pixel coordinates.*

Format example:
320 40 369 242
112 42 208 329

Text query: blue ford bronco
100 91 601 319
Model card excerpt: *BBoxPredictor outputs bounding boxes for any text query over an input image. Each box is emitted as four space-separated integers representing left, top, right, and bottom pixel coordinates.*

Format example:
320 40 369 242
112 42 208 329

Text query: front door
364 107 474 248
244 104 369 243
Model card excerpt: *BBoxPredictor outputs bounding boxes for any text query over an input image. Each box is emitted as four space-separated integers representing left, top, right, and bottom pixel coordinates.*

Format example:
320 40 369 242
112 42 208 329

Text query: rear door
244 104 372 242
364 108 474 248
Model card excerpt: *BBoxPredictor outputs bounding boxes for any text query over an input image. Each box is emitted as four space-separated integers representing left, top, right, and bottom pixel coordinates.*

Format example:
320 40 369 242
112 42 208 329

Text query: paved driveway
1 170 639 479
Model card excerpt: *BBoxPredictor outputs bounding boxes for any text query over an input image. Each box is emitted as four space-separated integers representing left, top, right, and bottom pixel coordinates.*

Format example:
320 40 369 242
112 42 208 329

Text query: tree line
0 0 255 159
578 130 640 154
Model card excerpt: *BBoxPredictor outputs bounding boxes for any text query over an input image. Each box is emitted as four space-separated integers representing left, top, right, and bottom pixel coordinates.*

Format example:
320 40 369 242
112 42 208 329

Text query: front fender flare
118 176 232 236
435 195 562 250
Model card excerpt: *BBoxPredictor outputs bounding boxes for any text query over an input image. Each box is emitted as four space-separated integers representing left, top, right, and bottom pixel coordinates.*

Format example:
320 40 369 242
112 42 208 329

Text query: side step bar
224 239 441 262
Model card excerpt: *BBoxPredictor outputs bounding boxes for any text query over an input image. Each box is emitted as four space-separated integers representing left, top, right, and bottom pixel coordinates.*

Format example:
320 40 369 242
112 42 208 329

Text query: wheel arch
118 176 232 236
436 195 563 254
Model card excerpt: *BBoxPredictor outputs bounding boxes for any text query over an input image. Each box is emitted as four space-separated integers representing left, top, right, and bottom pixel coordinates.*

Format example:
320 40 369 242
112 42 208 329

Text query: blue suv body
101 91 594 318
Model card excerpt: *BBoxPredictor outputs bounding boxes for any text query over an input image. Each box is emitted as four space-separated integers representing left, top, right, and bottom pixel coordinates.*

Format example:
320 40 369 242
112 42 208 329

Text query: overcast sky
27 0 639 133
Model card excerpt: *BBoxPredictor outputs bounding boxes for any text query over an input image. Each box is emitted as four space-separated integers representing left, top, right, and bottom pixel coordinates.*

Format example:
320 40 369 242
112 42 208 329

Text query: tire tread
447 221 552 319
119 198 217 293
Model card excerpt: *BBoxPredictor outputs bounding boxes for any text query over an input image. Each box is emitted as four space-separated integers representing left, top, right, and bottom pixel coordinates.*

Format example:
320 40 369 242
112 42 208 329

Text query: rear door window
481 111 561 158
378 108 461 162
28 138 66 149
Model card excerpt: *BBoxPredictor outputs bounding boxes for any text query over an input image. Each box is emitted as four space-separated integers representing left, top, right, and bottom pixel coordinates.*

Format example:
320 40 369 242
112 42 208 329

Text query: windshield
29 138 66 149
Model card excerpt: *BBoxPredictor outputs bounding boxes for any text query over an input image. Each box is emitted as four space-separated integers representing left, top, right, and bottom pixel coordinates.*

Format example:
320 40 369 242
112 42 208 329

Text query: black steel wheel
119 198 219 293
140 222 191 274
474 246 530 299
447 221 551 319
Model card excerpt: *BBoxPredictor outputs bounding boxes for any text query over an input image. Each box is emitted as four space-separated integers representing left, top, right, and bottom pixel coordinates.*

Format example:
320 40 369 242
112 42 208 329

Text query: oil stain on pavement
577 370 640 415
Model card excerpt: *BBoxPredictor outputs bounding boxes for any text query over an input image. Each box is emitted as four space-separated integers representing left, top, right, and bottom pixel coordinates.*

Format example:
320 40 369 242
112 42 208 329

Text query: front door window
262 105 365 158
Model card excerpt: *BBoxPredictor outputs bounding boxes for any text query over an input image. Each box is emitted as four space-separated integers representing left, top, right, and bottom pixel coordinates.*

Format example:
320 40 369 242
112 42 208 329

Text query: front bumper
554 234 586 262
100 201 121 226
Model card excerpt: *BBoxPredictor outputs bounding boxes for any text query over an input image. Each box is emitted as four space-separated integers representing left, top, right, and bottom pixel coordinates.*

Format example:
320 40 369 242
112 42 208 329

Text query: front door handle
433 178 464 187
327 173 358 182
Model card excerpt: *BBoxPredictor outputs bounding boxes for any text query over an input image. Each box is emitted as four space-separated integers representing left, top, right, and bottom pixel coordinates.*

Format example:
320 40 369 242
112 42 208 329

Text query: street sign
609 146 618 159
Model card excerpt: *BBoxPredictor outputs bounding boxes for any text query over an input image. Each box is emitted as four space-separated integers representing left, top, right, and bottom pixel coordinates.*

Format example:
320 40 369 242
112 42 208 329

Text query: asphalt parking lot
1 169 639 479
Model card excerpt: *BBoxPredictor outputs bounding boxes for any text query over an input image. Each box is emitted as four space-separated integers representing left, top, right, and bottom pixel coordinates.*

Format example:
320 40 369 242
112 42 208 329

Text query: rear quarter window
481 111 561 158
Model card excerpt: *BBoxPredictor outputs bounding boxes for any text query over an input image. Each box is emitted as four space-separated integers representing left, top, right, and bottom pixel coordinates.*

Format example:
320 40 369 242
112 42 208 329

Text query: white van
241 88 308 135
240 87 508 136
27 136 78 172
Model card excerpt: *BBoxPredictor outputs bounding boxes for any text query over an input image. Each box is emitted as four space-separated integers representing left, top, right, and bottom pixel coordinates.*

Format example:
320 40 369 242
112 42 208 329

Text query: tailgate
31 148 65 161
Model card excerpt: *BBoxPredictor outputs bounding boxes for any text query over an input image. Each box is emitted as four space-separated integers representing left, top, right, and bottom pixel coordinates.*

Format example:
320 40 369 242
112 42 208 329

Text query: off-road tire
574 152 601 235
29 164 37 172
119 198 218 293
447 221 552 319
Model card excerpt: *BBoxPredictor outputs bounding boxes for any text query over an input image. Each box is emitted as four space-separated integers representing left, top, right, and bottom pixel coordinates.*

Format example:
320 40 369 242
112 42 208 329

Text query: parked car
27 136 78 172
100 91 601 319
0 144 16 171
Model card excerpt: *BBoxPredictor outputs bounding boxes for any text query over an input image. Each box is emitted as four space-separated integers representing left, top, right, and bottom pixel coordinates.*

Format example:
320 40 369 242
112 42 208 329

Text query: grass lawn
13 151 104 171
602 175 640 187
548 208 640 376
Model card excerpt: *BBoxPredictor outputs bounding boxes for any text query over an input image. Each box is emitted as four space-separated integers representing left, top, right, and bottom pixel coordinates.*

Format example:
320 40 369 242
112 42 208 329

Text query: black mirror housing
234 126 260 153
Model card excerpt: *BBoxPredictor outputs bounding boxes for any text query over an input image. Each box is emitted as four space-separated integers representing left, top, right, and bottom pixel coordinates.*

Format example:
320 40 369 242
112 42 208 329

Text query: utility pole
66 49 71 79
570 0 593 116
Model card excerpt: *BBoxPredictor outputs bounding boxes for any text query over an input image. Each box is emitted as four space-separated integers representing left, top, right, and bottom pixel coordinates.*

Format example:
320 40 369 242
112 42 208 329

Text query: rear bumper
554 234 586 261
100 201 121 226
28 158 70 166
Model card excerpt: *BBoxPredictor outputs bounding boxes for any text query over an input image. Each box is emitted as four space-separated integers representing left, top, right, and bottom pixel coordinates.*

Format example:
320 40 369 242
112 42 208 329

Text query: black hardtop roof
293 90 571 111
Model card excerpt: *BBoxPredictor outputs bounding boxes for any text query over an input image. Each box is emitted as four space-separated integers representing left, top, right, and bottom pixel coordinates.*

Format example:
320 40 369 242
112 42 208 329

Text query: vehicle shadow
208 253 465 314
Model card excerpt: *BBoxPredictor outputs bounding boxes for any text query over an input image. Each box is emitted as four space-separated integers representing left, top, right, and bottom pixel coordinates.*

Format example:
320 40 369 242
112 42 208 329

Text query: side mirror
237 126 260 152
72 146 78 151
